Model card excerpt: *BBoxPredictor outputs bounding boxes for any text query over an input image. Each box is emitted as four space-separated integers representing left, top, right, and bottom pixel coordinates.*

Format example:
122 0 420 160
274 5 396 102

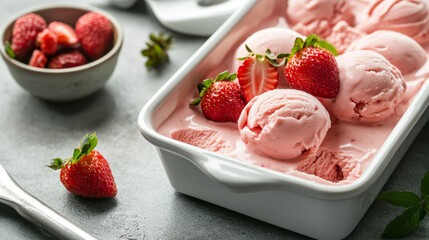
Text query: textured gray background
0 0 429 239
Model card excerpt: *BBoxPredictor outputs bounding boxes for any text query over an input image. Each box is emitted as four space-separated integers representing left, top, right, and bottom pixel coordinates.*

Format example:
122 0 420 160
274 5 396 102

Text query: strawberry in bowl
0 4 123 102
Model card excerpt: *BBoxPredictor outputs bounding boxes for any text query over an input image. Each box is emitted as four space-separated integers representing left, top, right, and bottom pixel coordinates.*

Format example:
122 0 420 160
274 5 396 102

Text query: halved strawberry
36 28 57 55
29 49 47 68
48 21 79 47
191 71 246 122
237 46 282 102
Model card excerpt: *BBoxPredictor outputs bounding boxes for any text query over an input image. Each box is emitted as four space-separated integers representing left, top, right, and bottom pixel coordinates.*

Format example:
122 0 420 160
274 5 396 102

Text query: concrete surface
0 0 429 239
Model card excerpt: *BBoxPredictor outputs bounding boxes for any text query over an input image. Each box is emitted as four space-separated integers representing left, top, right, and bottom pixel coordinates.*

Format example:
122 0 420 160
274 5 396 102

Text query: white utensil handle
0 165 96 240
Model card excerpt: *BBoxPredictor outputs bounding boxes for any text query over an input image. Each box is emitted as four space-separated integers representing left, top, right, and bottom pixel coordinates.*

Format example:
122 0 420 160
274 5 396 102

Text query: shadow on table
64 193 119 214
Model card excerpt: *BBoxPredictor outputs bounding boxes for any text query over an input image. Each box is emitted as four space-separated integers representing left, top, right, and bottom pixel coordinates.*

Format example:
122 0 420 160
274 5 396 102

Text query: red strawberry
191 71 246 122
11 13 47 60
75 12 113 60
48 21 79 47
284 35 340 98
36 28 57 55
29 49 47 68
48 133 117 198
237 46 280 102
48 50 87 69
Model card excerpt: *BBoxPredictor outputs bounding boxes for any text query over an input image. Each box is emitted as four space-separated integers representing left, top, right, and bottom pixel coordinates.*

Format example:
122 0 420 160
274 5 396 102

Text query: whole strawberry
47 133 117 198
284 35 340 98
191 71 246 122
75 12 113 60
237 45 283 102
11 13 47 60
48 50 87 69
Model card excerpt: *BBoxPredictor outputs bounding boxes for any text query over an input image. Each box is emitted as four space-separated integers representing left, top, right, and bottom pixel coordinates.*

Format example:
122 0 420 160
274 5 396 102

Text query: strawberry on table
191 71 246 122
36 28 57 55
75 12 113 60
47 133 117 198
29 49 47 68
284 35 340 98
48 50 87 69
11 13 47 60
237 45 283 102
48 21 79 47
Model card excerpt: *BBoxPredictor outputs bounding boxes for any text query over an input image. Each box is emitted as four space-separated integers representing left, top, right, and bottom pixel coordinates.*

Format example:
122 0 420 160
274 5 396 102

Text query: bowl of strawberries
0 3 123 102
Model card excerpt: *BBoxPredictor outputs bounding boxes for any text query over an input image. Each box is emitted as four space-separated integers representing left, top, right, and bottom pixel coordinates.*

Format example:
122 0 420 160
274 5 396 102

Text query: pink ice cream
322 50 406 122
326 20 363 54
358 0 429 45
285 0 354 38
238 89 331 160
347 30 427 75
171 128 232 154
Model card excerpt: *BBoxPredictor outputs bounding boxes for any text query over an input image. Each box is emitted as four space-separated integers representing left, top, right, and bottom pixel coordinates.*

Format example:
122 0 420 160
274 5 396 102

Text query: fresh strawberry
237 45 282 102
48 21 79 47
191 71 246 122
48 50 87 69
75 12 113 60
11 13 47 60
284 35 340 98
29 49 47 68
36 28 57 55
47 133 117 198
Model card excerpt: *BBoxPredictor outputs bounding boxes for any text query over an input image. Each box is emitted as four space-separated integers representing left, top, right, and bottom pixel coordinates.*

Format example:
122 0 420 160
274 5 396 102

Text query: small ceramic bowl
0 3 123 102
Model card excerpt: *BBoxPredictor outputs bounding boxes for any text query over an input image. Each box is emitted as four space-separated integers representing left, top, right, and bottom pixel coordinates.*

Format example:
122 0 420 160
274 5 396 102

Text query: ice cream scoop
238 89 331 160
358 0 429 45
285 0 354 38
322 50 406 122
347 30 427 75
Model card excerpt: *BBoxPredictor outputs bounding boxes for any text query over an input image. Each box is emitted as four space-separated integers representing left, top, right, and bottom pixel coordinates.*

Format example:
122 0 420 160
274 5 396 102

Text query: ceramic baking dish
138 0 429 239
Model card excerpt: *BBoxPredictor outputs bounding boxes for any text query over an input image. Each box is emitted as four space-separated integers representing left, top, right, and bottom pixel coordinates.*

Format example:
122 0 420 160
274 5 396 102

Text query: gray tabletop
1 0 429 239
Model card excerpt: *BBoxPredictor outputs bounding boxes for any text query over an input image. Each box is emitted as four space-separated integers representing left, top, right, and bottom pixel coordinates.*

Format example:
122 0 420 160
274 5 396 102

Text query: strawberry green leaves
191 70 236 105
289 34 338 59
378 170 429 238
141 32 173 68
72 133 97 164
4 41 16 58
238 45 288 67
47 133 98 170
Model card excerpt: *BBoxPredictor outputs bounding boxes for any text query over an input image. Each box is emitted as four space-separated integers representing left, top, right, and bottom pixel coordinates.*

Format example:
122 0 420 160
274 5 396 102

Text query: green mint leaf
46 158 64 170
318 40 338 56
378 191 422 208
424 196 429 216
5 42 16 59
420 170 429 197
304 34 319 48
382 206 422 239
215 71 229 82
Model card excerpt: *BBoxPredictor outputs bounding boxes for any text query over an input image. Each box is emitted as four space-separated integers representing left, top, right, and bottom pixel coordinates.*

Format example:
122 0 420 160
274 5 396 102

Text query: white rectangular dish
138 0 429 239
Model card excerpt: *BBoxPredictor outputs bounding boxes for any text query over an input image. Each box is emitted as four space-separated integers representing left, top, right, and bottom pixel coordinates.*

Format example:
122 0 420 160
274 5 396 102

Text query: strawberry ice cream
285 0 354 39
157 0 429 185
347 30 427 75
358 0 429 45
238 89 330 159
322 50 406 122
